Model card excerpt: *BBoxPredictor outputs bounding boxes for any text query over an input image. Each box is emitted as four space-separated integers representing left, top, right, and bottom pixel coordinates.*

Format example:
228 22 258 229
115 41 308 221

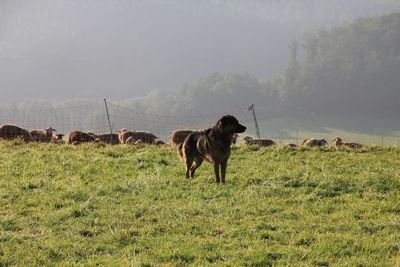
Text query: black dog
178 115 246 183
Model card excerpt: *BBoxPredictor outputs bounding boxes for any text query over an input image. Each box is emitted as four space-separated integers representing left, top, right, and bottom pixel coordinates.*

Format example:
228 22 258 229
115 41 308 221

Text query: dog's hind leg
185 157 194 178
189 157 204 178
213 162 221 183
221 160 227 184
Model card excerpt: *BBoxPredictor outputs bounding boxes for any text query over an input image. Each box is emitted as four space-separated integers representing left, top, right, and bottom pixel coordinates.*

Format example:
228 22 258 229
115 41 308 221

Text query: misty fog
1 0 399 103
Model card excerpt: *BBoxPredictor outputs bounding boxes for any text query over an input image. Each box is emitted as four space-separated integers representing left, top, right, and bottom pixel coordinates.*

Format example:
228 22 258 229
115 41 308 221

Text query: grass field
0 141 400 266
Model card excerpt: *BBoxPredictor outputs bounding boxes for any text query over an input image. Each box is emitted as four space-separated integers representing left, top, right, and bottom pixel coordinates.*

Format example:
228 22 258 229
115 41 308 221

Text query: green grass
0 141 400 266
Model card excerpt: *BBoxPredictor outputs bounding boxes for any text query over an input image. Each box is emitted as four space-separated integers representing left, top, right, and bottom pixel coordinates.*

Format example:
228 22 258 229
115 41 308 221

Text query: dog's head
216 115 246 134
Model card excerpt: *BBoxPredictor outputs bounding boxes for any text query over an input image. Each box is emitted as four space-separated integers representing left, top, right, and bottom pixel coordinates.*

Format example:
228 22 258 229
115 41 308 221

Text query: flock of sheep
242 135 362 148
0 123 363 148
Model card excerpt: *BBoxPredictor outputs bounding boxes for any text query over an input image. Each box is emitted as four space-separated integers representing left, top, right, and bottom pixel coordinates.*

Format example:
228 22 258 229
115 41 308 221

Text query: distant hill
1 0 399 103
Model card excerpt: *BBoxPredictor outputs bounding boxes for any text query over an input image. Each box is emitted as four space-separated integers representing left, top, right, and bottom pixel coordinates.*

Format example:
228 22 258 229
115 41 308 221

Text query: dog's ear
217 115 237 128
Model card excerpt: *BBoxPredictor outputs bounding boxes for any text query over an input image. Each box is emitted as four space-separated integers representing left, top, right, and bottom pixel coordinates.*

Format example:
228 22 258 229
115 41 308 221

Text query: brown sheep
119 130 157 144
118 128 128 144
124 137 146 146
125 136 136 145
30 127 56 142
332 137 362 149
134 139 144 145
301 138 328 147
301 138 312 146
152 139 166 145
96 133 120 145
284 143 298 148
68 131 97 144
231 133 239 145
169 129 195 146
50 134 65 144
0 124 32 142
243 136 276 147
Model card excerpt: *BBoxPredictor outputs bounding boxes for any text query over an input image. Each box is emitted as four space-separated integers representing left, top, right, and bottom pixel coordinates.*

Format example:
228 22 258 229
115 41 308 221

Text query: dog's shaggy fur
178 115 246 183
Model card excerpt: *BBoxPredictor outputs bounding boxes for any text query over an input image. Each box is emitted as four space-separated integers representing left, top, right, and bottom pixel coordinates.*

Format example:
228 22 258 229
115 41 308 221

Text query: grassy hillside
0 141 400 266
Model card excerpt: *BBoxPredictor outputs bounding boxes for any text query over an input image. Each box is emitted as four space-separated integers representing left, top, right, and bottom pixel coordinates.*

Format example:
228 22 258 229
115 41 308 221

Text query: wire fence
0 100 399 145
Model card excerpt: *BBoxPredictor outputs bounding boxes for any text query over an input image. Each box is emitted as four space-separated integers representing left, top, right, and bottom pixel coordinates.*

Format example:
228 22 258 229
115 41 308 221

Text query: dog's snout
235 124 246 133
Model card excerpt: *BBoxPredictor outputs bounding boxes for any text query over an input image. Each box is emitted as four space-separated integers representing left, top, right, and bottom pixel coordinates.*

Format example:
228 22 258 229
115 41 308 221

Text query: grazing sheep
284 143 298 148
119 130 157 144
50 134 65 144
0 124 32 142
30 127 56 142
96 133 120 145
301 138 328 147
301 138 310 146
124 136 136 145
118 128 128 144
134 139 144 145
68 131 97 144
232 133 239 145
243 136 276 147
94 138 103 143
169 129 195 146
87 132 96 137
124 137 146 146
332 137 362 149
152 139 165 145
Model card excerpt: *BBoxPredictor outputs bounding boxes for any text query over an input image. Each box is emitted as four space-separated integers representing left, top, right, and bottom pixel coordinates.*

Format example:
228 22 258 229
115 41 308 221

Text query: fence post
248 104 261 138
104 99 113 143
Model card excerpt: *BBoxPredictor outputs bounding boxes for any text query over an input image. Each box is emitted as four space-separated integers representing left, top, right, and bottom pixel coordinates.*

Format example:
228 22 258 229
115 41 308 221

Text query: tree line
5 13 400 123
119 13 400 119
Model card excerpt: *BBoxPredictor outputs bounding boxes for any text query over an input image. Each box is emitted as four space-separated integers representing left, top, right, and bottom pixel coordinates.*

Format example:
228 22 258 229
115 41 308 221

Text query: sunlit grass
0 142 399 265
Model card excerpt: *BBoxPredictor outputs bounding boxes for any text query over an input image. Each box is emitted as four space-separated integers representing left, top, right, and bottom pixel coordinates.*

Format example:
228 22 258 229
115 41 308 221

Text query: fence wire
0 101 398 145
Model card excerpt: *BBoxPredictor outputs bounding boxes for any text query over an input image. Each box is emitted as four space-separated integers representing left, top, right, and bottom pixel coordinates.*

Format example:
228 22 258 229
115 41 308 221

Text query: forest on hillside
117 13 400 119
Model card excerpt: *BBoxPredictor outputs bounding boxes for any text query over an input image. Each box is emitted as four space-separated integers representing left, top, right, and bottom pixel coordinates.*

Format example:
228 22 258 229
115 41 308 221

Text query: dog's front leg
221 160 227 184
213 162 220 183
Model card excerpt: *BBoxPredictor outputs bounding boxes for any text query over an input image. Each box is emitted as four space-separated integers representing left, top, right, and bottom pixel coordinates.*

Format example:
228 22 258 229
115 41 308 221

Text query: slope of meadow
0 141 399 266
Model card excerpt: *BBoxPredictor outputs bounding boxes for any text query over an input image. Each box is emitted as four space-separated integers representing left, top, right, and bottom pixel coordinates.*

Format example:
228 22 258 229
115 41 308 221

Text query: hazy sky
1 0 399 104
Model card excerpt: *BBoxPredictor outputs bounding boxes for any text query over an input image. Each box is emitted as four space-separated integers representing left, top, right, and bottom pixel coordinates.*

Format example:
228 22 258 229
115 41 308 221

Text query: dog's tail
177 142 184 159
